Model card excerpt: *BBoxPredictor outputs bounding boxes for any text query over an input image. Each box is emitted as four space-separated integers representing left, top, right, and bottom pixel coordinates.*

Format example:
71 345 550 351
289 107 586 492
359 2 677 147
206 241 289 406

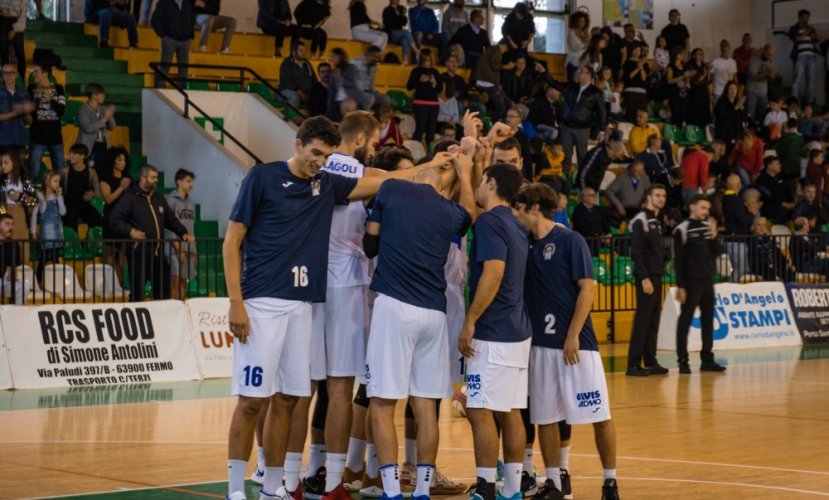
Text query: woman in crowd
0 149 31 263
566 11 590 82
686 48 712 127
349 0 388 51
406 49 443 147
622 42 650 123
502 56 535 104
728 129 765 186
580 33 606 74
714 81 745 151
501 2 535 60
294 0 331 60
382 0 418 65
98 146 131 279
374 105 404 149
665 49 690 127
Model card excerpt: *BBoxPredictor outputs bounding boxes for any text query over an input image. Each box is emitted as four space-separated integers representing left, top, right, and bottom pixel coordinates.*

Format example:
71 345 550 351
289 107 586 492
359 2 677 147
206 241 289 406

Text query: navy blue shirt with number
468 205 532 342
229 161 357 301
524 226 599 351
369 179 471 312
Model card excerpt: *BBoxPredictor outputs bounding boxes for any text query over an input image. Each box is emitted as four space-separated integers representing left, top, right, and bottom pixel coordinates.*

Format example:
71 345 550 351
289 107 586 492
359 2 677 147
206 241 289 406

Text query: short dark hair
86 83 105 99
786 118 798 129
669 8 679 16
372 146 413 172
433 139 460 153
69 143 89 156
647 183 667 196
140 164 158 178
291 40 305 51
628 158 645 170
318 62 332 71
764 155 780 168
689 194 709 205
495 136 522 155
470 9 483 22
0 213 13 224
175 168 195 182
483 163 524 203
297 116 341 147
514 183 558 220
798 9 810 17
34 63 52 75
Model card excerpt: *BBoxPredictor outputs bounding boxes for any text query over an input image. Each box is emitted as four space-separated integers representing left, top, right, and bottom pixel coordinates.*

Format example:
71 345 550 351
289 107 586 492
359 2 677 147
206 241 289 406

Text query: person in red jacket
680 146 712 207
374 105 404 149
728 130 764 186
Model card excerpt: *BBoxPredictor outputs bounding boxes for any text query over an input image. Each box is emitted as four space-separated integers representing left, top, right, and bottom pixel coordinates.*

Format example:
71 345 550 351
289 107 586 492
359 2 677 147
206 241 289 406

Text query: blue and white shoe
495 492 522 500
251 466 265 485
226 492 246 500
411 496 430 500
379 494 404 500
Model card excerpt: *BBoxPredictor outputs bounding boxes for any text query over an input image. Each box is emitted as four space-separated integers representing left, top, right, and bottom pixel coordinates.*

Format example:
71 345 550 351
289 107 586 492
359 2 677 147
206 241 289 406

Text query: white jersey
444 235 468 288
323 152 370 288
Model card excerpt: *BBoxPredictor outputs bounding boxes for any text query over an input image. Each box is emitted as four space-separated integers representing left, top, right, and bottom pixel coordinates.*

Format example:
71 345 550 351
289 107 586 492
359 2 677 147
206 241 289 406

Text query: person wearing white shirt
709 39 737 103
566 11 589 82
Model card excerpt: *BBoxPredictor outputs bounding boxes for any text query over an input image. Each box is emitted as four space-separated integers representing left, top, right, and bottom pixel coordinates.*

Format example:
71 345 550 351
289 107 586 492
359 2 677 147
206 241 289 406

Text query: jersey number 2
545 314 556 334
292 266 309 287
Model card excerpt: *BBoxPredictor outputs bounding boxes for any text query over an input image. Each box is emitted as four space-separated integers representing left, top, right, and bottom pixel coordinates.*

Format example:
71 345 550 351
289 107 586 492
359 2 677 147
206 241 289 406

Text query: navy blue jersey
369 179 471 311
469 205 532 343
524 226 599 351
228 161 357 301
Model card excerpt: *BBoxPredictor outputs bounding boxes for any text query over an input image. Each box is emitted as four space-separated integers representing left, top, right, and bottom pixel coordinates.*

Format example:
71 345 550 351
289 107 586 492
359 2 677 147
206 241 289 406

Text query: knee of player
236 395 268 416
592 418 613 431
270 392 301 408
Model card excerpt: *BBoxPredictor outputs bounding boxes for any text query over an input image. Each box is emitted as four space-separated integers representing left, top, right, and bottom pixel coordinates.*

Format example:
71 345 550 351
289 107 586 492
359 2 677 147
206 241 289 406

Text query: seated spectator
29 170 64 280
503 106 533 180
621 42 650 123
577 139 627 192
194 0 236 54
638 134 674 185
502 55 535 105
553 188 570 228
326 48 362 122
349 0 387 51
442 0 468 39
628 109 663 156
409 0 448 62
372 145 415 171
664 167 685 210
0 64 31 150
471 39 513 122
708 139 731 181
352 45 392 110
755 155 795 223
714 81 745 150
749 216 794 281
294 0 330 60
763 96 787 142
776 118 807 189
257 0 296 58
61 143 104 229
679 147 712 206
441 54 483 116
278 40 316 112
374 105 403 149
728 129 764 186
382 0 417 65
571 185 611 256
528 84 561 143
798 104 829 141
501 2 535 61
535 140 564 181
0 148 31 264
449 9 489 70
407 49 442 147
28 63 65 180
805 149 828 203
605 159 651 225
792 184 825 228
77 83 116 170
437 80 459 134
309 62 331 117
90 0 138 49
790 216 829 278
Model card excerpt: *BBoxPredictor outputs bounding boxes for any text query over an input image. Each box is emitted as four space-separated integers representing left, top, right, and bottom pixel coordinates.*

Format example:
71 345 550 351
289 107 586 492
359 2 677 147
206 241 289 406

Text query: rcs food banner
658 282 802 351
785 284 829 344
185 298 233 378
0 328 11 390
0 301 202 389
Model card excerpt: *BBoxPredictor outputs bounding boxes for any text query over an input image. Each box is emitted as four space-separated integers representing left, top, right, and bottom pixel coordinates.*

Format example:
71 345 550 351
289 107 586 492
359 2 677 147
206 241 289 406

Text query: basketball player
513 183 619 500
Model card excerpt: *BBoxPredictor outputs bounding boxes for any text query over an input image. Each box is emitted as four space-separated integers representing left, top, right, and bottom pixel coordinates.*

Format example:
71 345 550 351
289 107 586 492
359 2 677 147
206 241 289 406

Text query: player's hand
453 151 474 176
182 234 196 243
677 287 687 304
458 319 476 357
429 151 458 169
228 300 250 344
486 122 516 144
129 228 146 240
462 110 482 138
642 278 654 295
563 335 580 365
475 138 493 165
460 135 479 157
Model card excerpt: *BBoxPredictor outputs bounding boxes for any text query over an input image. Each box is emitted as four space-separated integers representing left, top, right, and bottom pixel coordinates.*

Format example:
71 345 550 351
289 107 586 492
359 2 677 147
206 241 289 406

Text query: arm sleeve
53 86 66 117
630 217 648 281
570 233 594 281
366 182 388 224
406 68 419 91
228 168 263 227
454 203 472 236
77 106 107 135
108 194 134 237
673 228 686 288
162 197 188 237
474 216 508 263
331 172 359 204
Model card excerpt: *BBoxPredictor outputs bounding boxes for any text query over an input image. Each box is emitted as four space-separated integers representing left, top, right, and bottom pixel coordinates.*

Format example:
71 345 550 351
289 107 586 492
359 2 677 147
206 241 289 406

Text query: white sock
257 446 266 471
380 463 401 496
523 448 534 474
346 438 367 472
415 464 434 496
502 463 523 497
284 452 303 492
604 468 617 479
227 459 247 496
404 438 417 465
476 467 496 483
308 443 326 476
559 446 570 470
263 466 284 495
366 444 379 479
545 467 561 491
324 452 346 492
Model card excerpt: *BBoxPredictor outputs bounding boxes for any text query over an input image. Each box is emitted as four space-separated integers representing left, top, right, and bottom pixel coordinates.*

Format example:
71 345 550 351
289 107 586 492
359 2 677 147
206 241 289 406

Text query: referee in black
627 184 669 376
673 194 726 374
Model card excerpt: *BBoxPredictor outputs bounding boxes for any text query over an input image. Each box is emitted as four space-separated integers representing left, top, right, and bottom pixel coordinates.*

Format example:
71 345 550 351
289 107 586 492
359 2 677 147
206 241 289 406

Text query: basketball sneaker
700 361 726 372
361 475 415 498
226 492 246 500
559 469 572 500
260 485 302 500
380 494 404 500
601 479 619 500
431 468 467 495
343 467 363 492
520 471 539 497
321 483 351 500
496 492 522 500
251 466 265 485
531 479 564 500
467 477 496 500
302 467 326 500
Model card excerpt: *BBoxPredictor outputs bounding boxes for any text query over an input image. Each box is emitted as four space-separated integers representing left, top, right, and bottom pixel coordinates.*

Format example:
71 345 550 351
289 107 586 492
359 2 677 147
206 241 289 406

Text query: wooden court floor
1 344 828 499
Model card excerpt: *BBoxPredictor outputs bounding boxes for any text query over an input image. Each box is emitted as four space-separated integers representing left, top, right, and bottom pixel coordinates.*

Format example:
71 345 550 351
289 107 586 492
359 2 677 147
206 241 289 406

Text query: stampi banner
186 298 233 378
658 282 802 351
785 284 829 344
0 301 202 389
0 327 11 390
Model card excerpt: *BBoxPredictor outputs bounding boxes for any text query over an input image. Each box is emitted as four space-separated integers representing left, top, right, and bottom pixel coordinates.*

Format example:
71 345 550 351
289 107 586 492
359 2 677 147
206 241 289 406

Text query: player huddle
222 111 619 500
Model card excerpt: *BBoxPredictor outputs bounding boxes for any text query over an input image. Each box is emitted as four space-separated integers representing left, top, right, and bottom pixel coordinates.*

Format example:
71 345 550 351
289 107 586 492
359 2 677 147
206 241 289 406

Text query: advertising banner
0 327 11 389
785 284 829 344
186 298 234 378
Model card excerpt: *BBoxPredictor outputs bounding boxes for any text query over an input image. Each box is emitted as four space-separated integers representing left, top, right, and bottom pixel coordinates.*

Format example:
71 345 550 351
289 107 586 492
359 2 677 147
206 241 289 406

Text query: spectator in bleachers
749 216 794 281
798 104 829 141
30 170 64 280
152 0 195 87
165 168 197 300
664 166 685 210
639 134 674 185
501 2 534 61
621 42 649 123
0 148 30 263
62 143 103 229
708 138 730 181
375 104 403 149
77 83 116 170
437 80 459 135
792 184 824 228
621 23 646 67
565 11 589 83
746 44 776 121
28 63 65 180
0 0 27 80
733 33 754 85
528 83 561 143
448 8 489 70
132 0 154 26
788 9 824 107
501 55 534 105
714 81 745 150
628 110 665 157
410 0 447 63
278 40 316 112
441 54 483 116
790 216 829 279
382 0 417 65
763 97 787 142
728 129 765 186
534 139 564 180
194 0 236 54
98 146 131 276
777 118 807 188
294 0 330 60
372 145 414 171
710 39 737 104
90 0 138 49
309 62 330 117
325 48 361 122
605 159 650 224
349 0 388 51
407 48 442 147
580 33 605 75
665 49 690 128
600 26 624 79
722 176 756 280
755 155 795 223
110 164 193 301
805 149 827 203
352 44 392 110
659 8 690 56
686 48 712 128
441 0 467 39
257 0 296 58
679 147 712 206
503 106 533 180
571 186 610 256
471 38 512 122
0 63 32 149
0 213 20 297
577 140 626 192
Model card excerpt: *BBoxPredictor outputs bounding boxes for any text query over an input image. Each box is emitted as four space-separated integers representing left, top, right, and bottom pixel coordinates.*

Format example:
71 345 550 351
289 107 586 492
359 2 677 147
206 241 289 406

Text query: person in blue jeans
409 0 448 63
89 0 139 48
30 170 65 281
382 0 418 64
27 63 65 181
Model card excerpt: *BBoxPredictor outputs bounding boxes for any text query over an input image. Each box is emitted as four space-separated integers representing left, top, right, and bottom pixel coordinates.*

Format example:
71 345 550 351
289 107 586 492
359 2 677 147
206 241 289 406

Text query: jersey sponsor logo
282 181 294 188
543 243 556 261
576 390 602 408
465 373 481 398
324 161 361 175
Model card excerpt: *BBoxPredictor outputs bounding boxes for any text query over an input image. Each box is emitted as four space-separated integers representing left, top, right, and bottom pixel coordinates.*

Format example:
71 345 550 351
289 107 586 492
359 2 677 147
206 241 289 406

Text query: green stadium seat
62 100 83 126
684 124 710 147
85 226 104 257
247 82 281 107
90 196 105 216
62 226 93 260
592 257 611 285
217 82 241 92
612 256 634 284
186 81 211 91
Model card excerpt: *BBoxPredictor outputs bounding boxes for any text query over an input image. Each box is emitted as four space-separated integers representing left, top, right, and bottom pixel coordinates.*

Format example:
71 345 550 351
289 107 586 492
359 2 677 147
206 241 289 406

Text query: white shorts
445 284 466 384
529 347 611 425
231 298 312 398
365 294 451 400
465 338 531 412
309 285 369 381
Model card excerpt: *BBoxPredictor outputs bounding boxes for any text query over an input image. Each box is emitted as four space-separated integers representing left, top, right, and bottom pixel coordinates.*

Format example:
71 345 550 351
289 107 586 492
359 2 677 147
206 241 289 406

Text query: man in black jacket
91 0 138 49
110 165 193 301
673 195 726 374
527 84 561 143
448 9 490 69
722 176 759 280
152 0 195 88
257 0 296 57
194 0 236 53
577 139 626 192
627 184 669 377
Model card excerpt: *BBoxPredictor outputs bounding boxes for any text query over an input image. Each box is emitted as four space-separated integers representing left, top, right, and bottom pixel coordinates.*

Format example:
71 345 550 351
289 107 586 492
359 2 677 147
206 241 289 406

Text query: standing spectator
257 0 295 57
352 44 392 110
733 33 754 85
577 140 627 192
627 184 669 377
165 168 197 300
448 9 489 70
61 143 104 229
28 63 65 180
776 118 807 189
90 0 138 49
788 9 824 106
679 147 712 205
293 0 330 60
723 179 759 279
728 129 764 185
790 216 829 278
436 81 459 134
710 39 737 103
77 83 116 170
638 134 674 185
600 26 625 79
278 40 316 112
528 84 561 143
565 11 590 82
745 44 776 121
471 39 513 122
621 23 647 67
375 105 403 149
110 165 193 301
407 49 442 147
194 0 236 54
748 216 794 281
659 9 690 56
441 54 483 115
441 0 467 39
763 97 787 142
0 148 30 264
665 50 690 128
503 106 533 180
152 0 195 86
755 155 795 223
502 56 534 104
382 0 417 65
571 186 610 256
673 195 725 373
349 0 387 51
0 0 27 79
501 2 534 60
98 146 131 277
580 33 605 75
714 82 745 149
409 0 447 62
686 48 712 127
605 159 651 224
309 62 330 117
792 184 824 226
0 63 32 149
621 42 649 123
0 213 20 303
805 149 827 202
29 170 64 280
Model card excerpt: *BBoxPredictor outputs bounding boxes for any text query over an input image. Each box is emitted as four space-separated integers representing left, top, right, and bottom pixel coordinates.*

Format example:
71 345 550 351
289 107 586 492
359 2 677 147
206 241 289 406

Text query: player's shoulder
250 160 288 178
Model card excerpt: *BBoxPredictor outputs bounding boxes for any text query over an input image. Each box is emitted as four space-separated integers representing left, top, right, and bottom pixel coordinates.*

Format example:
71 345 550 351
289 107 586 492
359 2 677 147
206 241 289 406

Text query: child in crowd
763 97 787 142
437 81 459 133
596 66 614 115
610 81 624 119
30 170 65 280
536 140 564 181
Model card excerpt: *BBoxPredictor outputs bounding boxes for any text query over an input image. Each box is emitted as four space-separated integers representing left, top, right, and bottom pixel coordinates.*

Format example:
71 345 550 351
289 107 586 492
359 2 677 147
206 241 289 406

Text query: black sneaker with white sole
559 469 572 499
302 467 327 500
520 471 539 497
601 478 619 500
531 479 563 500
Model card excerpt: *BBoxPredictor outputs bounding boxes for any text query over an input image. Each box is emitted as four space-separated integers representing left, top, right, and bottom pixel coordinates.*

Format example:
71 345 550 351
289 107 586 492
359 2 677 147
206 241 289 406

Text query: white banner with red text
185 298 233 379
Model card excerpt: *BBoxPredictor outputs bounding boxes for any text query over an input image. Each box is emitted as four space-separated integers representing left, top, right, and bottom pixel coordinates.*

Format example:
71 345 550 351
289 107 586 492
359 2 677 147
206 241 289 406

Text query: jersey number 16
292 266 309 287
